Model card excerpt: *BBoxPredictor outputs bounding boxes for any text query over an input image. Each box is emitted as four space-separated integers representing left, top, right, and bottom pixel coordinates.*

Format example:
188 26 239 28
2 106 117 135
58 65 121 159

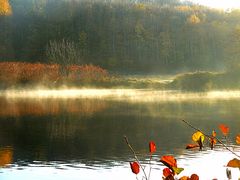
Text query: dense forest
1 0 240 74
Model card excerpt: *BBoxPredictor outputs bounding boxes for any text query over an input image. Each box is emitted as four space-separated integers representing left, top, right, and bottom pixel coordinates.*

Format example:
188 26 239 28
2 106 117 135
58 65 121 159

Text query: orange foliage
209 130 217 149
0 0 12 16
0 62 109 86
219 124 229 136
0 147 13 167
186 144 199 149
227 158 240 168
160 155 177 168
236 134 240 144
0 62 60 85
67 64 109 82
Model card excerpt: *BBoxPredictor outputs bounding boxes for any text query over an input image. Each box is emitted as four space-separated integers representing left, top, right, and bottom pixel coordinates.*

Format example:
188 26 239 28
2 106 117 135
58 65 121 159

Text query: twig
124 135 148 180
182 120 240 159
148 155 152 180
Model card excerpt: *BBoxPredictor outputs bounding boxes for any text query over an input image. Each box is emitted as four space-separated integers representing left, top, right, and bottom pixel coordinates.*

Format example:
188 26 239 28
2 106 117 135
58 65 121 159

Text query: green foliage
169 71 218 91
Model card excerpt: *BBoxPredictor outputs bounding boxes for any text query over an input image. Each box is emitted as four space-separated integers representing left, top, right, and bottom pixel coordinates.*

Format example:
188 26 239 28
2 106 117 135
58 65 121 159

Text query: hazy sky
187 0 240 10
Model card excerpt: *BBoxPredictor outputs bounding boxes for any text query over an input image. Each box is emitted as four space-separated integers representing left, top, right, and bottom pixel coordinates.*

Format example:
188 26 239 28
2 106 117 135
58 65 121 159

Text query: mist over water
1 88 240 102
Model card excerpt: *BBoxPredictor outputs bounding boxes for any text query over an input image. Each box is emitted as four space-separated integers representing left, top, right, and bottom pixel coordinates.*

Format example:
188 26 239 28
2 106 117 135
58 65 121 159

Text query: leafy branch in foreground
182 119 240 179
125 119 240 179
124 136 198 180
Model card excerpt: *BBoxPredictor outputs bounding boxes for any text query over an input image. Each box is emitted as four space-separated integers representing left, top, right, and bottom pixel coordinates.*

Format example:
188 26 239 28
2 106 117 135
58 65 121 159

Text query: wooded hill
1 0 240 73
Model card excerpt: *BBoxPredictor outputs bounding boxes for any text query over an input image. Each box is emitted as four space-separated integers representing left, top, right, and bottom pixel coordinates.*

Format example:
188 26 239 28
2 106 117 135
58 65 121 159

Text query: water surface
1 89 240 179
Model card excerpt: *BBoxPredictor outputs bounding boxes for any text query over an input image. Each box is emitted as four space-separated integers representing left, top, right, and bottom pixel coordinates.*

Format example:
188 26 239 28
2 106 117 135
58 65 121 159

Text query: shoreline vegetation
1 61 240 92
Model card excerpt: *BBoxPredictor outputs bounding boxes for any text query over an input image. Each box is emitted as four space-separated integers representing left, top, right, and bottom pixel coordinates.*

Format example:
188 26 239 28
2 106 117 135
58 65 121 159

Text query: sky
186 0 240 10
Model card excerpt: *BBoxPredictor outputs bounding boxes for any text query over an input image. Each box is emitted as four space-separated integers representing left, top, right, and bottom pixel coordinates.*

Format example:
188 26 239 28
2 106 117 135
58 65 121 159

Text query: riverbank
1 61 240 91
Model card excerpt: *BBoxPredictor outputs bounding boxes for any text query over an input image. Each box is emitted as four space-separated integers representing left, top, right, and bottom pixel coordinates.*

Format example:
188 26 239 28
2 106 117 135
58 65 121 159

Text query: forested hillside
1 0 240 73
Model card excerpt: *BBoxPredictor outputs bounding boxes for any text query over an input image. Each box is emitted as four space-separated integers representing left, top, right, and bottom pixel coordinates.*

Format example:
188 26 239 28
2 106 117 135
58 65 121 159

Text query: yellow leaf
227 158 240 168
192 131 204 143
172 167 184 175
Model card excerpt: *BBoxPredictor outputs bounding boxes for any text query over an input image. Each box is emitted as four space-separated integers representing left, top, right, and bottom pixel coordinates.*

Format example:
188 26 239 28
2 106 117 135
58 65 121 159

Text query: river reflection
1 91 240 179
0 147 13 167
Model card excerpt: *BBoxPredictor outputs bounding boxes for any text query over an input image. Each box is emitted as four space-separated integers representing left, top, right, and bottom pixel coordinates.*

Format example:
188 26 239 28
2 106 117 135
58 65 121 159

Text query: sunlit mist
1 89 240 102
187 0 240 10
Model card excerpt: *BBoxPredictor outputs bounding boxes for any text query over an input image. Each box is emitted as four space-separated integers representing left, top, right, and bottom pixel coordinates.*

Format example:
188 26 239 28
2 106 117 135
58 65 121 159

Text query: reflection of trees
0 98 107 117
0 99 240 165
0 146 13 167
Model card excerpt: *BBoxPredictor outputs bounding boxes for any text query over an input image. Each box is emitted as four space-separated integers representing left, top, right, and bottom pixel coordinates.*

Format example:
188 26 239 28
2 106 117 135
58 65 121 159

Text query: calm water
1 89 240 179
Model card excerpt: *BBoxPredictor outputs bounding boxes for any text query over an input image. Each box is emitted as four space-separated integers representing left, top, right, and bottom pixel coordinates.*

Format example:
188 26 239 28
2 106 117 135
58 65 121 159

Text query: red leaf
130 162 140 174
149 141 156 154
186 144 199 149
163 168 173 177
160 155 177 168
190 174 199 180
219 124 229 136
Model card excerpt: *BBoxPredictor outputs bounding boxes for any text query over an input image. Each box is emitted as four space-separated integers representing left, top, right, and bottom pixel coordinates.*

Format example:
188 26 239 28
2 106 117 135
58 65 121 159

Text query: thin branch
124 135 148 180
182 120 240 159
148 155 152 180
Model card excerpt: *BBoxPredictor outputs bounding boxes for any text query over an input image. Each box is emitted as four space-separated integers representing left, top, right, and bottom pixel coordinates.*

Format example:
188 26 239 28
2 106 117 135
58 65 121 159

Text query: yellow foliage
192 131 204 143
187 14 201 24
0 0 12 16
175 6 192 12
135 3 146 11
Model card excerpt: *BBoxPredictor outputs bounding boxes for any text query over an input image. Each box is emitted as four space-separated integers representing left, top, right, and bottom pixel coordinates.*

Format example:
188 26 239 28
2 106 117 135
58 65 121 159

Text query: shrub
0 62 109 87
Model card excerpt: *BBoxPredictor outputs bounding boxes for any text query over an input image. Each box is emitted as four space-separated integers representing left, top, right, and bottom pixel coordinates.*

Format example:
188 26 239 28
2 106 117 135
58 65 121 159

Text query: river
0 89 240 179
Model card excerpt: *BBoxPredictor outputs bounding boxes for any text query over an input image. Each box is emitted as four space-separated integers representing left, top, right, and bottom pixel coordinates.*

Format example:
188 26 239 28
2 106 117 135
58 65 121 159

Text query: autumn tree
0 0 12 16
